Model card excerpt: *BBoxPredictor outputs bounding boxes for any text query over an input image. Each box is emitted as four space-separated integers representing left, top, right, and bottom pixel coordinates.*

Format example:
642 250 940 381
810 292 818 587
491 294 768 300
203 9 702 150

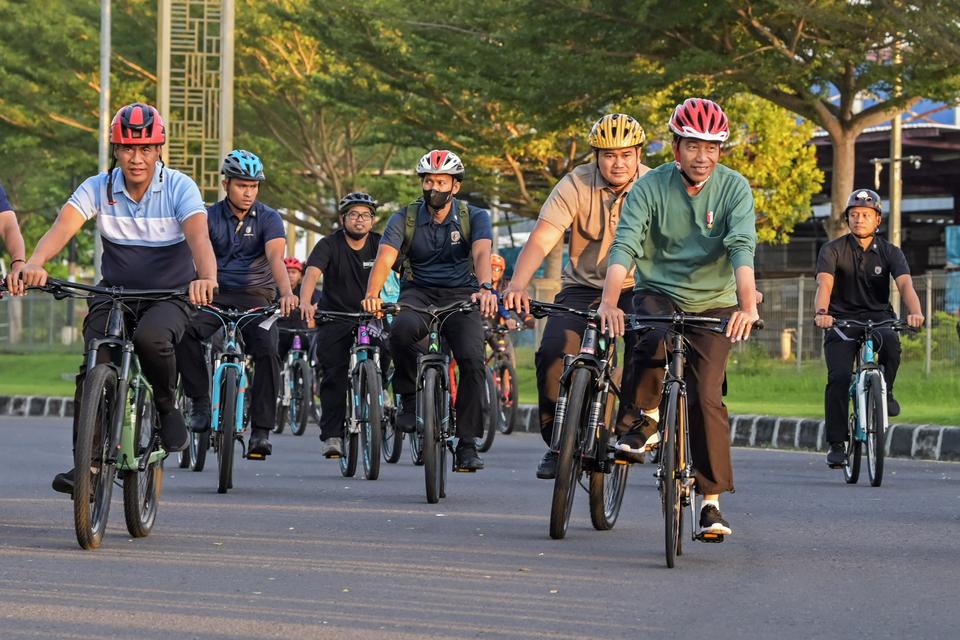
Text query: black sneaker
248 429 272 458
615 416 659 463
536 449 558 479
826 442 847 467
159 409 189 452
887 393 901 418
454 440 484 472
699 504 732 535
189 398 211 433
396 394 416 433
52 468 75 495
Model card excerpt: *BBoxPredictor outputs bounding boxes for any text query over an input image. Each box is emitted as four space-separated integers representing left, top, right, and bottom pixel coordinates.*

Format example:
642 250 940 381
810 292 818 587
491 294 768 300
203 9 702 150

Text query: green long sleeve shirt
608 162 757 312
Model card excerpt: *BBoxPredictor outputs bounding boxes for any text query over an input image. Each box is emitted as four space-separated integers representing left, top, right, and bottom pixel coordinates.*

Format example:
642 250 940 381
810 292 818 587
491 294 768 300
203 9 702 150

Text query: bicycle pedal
246 451 267 460
827 462 846 469
452 466 478 473
696 531 725 543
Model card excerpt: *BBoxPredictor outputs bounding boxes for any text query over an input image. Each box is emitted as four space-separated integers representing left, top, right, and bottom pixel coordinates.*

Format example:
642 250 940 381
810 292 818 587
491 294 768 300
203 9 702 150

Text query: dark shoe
159 409 189 452
454 440 484 472
536 449 558 479
248 429 272 458
189 398 211 433
52 468 75 495
887 393 901 418
615 416 659 463
396 393 416 434
699 503 732 535
826 442 847 468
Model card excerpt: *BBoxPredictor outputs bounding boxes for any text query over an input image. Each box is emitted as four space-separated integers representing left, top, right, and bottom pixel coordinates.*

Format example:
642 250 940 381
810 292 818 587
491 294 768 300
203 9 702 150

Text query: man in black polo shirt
814 189 924 467
361 150 498 472
298 192 381 458
176 150 298 458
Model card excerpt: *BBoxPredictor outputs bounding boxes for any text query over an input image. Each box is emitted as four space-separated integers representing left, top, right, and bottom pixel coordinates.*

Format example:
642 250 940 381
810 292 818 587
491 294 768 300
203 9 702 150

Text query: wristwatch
480 281 495 292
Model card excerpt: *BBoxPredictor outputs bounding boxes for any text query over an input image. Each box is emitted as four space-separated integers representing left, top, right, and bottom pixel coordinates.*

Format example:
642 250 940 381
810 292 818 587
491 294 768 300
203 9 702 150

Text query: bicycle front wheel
73 364 119 550
478 367 497 453
497 361 518 434
866 374 886 487
358 360 383 480
123 384 163 538
217 367 238 494
421 368 445 503
550 367 591 540
660 384 682 568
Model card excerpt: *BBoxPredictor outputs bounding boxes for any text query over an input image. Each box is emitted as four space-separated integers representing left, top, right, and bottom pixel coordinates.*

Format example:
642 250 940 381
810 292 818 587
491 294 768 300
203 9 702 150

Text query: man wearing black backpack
361 150 497 471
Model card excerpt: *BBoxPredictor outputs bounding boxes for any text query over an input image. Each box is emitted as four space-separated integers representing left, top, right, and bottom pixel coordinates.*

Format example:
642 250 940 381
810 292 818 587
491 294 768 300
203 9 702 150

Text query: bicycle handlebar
529 300 764 331
828 318 915 332
381 300 477 317
199 303 280 320
24 277 188 300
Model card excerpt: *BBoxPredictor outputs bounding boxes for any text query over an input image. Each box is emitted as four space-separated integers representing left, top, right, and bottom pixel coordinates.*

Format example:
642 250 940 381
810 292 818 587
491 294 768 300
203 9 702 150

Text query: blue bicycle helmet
221 149 265 181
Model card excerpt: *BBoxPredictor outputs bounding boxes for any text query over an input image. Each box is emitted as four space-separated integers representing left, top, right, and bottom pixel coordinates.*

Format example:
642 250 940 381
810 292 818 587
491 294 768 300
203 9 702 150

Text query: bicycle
24 278 186 549
387 300 479 503
274 327 316 437
177 337 216 472
635 312 762 568
315 310 389 480
477 322 520 453
827 318 911 487
199 303 280 494
528 300 629 539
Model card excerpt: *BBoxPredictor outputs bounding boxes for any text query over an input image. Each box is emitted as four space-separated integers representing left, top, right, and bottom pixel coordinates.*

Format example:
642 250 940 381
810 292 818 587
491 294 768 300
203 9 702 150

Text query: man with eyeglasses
298 192 382 459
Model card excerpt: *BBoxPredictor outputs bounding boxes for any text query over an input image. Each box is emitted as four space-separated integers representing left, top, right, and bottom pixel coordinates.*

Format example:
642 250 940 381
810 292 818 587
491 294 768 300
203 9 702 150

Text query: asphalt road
0 417 958 639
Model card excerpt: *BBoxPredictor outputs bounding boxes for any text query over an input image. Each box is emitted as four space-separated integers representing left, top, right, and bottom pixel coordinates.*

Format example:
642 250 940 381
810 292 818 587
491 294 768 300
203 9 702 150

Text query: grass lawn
2 349 956 426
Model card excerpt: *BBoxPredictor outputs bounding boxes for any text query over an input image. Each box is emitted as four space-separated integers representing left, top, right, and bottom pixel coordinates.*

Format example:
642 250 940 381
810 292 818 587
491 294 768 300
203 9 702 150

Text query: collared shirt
381 198 493 289
206 199 286 292
816 233 910 320
538 162 649 290
0 182 12 213
609 162 757 313
67 162 205 289
307 229 381 312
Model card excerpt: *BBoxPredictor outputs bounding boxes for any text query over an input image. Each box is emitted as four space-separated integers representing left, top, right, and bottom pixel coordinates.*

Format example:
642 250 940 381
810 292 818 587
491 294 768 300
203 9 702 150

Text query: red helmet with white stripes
110 103 166 145
416 149 465 181
668 98 729 143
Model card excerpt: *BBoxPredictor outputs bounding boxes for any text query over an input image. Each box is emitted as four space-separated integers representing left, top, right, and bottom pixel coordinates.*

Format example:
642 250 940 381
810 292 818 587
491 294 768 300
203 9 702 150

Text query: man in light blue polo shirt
175 149 297 458
11 103 218 496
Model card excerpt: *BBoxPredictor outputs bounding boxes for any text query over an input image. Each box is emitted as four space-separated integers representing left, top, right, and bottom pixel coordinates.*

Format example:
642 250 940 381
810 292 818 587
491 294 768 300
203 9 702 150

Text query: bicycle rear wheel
660 384 682 568
589 433 629 530
340 388 359 478
866 374 886 487
478 367 497 453
290 360 311 436
175 385 191 469
497 361 518 434
550 367 590 540
123 385 163 538
358 360 383 480
217 367 238 494
421 368 445 503
381 391 403 463
73 364 119 550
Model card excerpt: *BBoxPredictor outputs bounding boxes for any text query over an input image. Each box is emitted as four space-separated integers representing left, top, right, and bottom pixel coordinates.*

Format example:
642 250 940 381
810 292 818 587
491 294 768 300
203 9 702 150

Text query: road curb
4 395 958 463
508 404 960 463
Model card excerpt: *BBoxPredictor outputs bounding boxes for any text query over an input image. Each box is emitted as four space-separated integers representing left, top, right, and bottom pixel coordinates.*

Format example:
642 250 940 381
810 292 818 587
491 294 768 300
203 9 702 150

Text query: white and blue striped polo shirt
68 162 206 289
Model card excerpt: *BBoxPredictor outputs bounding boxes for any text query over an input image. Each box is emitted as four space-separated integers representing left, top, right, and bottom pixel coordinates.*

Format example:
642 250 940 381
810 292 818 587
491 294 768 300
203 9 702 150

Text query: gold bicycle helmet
588 113 646 149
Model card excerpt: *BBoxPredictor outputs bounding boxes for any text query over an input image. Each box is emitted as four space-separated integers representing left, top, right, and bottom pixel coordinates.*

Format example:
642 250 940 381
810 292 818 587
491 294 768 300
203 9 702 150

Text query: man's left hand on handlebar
597 300 624 338
278 293 299 317
472 290 499 318
189 278 217 306
726 307 760 343
906 312 924 329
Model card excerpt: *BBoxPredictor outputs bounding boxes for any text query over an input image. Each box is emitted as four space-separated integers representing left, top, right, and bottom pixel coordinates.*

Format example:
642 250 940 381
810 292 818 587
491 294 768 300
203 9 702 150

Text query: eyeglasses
345 212 373 221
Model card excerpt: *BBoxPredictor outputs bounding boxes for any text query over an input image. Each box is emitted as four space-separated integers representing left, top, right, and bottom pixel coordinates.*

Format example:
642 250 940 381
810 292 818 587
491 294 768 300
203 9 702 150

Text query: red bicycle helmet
110 103 166 145
668 98 729 143
283 257 304 272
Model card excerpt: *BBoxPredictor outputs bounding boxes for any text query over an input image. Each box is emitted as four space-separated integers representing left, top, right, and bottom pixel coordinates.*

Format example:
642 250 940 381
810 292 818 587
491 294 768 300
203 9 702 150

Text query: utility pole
889 41 903 313
96 0 111 282
219 0 235 202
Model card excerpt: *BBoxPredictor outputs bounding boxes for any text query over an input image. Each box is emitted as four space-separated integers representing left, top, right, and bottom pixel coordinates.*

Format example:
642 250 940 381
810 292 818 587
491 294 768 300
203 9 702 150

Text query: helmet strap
106 153 118 206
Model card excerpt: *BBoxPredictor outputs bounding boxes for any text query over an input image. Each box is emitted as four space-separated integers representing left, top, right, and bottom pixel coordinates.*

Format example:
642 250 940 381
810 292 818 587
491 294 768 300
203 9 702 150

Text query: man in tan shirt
503 113 650 479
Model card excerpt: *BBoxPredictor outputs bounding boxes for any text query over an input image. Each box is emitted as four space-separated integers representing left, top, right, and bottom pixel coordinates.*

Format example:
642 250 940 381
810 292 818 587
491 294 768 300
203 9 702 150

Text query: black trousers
175 290 280 431
73 295 194 442
631 292 736 495
824 326 901 443
389 286 485 439
534 284 640 446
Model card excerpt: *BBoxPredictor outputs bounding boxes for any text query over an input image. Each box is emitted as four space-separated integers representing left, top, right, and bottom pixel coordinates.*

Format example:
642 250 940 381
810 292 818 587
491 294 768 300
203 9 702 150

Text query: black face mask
423 188 453 210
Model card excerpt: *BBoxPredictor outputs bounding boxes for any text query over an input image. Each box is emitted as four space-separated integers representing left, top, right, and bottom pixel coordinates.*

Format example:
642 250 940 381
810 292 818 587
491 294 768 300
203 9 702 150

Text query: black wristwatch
480 281 495 292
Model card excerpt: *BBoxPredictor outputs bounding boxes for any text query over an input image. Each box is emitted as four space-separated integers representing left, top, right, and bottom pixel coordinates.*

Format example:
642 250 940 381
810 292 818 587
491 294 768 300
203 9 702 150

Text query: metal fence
0 295 84 352
753 271 960 370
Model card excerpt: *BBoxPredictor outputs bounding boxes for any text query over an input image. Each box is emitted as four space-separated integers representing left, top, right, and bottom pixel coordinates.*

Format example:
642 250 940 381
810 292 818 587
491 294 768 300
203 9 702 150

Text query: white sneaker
322 437 342 459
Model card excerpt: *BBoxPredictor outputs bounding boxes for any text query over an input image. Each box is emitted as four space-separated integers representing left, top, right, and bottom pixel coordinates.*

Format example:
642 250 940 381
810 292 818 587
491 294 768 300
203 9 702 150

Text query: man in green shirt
597 98 760 537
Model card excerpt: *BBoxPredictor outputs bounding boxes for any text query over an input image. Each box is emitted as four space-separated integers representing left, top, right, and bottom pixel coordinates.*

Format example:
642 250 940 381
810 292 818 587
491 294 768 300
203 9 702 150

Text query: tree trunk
826 129 858 239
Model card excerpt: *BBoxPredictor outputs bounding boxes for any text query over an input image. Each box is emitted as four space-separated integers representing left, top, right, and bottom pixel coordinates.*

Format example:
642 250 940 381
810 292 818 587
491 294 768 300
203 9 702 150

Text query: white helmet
416 149 465 180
